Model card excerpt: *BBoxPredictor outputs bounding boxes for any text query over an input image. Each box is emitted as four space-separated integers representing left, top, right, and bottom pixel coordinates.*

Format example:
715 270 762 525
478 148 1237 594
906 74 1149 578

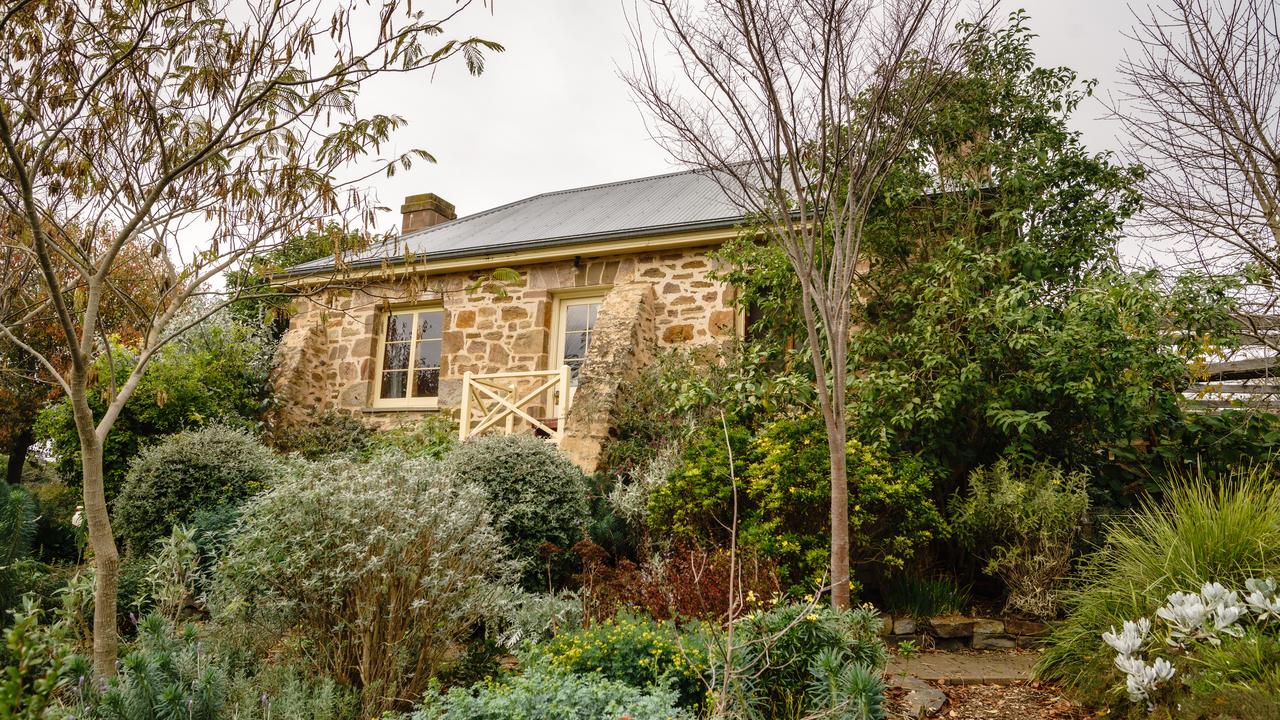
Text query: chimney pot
400 193 456 234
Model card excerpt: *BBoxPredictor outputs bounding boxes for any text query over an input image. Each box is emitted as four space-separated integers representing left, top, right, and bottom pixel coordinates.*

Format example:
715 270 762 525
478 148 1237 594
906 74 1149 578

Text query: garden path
886 650 1095 719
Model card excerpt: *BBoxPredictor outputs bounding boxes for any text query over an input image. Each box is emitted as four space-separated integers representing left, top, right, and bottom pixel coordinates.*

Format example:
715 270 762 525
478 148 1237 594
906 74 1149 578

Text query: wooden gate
459 367 572 444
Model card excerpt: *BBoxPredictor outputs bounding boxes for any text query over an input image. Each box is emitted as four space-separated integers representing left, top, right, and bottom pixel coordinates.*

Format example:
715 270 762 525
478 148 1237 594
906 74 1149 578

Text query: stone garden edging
878 613 1054 650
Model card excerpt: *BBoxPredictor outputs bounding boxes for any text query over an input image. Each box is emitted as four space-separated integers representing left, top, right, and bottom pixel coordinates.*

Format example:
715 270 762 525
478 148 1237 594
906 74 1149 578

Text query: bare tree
1119 0 1280 348
625 0 981 608
0 0 500 674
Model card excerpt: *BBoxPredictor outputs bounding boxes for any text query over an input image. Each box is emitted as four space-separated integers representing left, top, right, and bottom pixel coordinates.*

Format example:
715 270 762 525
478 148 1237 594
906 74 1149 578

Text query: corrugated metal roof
287 168 745 275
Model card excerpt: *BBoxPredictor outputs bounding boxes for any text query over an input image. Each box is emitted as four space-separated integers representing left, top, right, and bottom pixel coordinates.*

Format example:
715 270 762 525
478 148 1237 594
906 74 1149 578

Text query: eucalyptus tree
625 0 984 608
0 0 500 674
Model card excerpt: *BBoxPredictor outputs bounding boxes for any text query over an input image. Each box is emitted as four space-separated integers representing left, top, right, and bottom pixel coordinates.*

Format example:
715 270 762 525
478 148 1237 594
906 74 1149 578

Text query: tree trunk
827 415 850 609
72 390 119 676
5 426 33 485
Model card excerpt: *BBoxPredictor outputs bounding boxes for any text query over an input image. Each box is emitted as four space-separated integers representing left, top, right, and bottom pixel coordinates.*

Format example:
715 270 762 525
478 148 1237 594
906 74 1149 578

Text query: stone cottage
271 169 747 471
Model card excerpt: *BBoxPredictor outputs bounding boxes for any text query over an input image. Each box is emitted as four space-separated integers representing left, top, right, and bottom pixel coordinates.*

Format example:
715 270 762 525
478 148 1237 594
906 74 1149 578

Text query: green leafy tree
225 223 368 337
845 14 1236 496
0 0 500 675
36 310 274 499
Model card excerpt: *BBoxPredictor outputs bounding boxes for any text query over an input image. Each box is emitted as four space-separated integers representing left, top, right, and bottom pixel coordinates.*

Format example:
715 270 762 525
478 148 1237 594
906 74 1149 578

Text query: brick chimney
400 193 456 234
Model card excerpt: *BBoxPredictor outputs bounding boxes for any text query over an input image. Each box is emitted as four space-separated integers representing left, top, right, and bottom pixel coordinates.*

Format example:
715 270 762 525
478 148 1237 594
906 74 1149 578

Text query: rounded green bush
444 434 589 589
113 425 277 554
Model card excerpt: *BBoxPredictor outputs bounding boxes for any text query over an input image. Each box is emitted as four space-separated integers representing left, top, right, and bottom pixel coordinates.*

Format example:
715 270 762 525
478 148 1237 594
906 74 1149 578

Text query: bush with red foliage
573 540 781 624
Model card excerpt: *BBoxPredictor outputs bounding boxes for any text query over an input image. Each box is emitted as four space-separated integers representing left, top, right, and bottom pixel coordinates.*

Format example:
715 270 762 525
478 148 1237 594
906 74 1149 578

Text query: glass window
379 308 443 402
559 300 601 386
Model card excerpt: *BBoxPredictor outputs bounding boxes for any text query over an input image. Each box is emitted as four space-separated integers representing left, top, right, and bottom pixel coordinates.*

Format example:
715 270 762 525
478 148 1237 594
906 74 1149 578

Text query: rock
973 618 1005 634
893 617 917 635
877 615 893 637
972 632 1017 650
1004 618 1049 636
928 614 976 638
889 674 946 719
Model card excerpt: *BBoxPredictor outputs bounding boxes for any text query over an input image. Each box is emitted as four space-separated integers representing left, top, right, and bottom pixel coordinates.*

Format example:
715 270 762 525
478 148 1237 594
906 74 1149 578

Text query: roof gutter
273 216 747 285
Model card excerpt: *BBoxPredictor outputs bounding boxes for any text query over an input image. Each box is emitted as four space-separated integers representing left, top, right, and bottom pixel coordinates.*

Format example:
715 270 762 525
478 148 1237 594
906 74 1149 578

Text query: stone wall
269 244 737 432
559 282 657 473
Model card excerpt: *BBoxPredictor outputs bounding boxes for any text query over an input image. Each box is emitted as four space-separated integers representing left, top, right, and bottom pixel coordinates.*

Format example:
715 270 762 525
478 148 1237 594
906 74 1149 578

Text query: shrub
0 598 81 720
950 459 1090 619
1093 578 1280 714
365 414 458 460
711 603 887 720
573 540 780 624
114 425 277 554
25 479 81 564
445 434 589 590
1036 465 1280 706
744 415 944 592
0 480 35 618
414 668 690 720
274 411 372 459
647 423 751 547
72 615 227 720
215 452 513 716
525 614 707 708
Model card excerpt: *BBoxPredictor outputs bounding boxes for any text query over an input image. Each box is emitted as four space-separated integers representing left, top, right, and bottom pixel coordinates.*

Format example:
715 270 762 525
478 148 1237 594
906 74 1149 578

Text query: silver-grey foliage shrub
214 451 514 716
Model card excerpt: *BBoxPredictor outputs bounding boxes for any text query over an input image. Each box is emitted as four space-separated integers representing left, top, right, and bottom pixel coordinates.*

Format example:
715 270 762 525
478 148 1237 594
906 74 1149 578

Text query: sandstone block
892 617 916 635
662 324 694 343
453 309 476 328
973 618 1005 635
928 615 975 638
972 633 1016 650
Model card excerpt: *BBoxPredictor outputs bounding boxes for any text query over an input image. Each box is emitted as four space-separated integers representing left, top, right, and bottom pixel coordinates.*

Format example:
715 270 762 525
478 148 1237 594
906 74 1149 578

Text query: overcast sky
357 1 1144 235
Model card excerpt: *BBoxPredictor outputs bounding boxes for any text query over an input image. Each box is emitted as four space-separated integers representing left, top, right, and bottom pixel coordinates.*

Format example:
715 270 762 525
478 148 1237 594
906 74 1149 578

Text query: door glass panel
560 301 601 388
562 332 587 361
565 304 591 333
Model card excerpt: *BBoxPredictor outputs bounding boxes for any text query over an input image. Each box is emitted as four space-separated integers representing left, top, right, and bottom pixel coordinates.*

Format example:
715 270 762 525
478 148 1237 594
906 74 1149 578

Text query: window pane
417 310 442 340
562 331 587 360
381 370 408 399
383 341 410 371
565 304 591 332
386 313 413 342
413 368 439 398
588 302 599 326
414 339 441 368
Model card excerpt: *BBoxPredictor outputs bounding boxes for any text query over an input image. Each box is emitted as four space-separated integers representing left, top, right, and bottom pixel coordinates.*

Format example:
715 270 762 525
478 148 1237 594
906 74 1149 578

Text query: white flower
1122 656 1176 709
1103 618 1151 656
71 506 84 528
1157 591 1211 646
1245 578 1280 622
1199 581 1233 608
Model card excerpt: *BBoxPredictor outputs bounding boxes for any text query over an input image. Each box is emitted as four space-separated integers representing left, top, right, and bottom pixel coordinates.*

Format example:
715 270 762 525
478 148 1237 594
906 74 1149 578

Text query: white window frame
550 287 608 389
371 304 444 409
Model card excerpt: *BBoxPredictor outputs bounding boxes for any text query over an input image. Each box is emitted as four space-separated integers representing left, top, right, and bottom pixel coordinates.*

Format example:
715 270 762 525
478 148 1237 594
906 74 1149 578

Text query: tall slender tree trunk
827 414 850 609
5 426 33 485
71 384 119 676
